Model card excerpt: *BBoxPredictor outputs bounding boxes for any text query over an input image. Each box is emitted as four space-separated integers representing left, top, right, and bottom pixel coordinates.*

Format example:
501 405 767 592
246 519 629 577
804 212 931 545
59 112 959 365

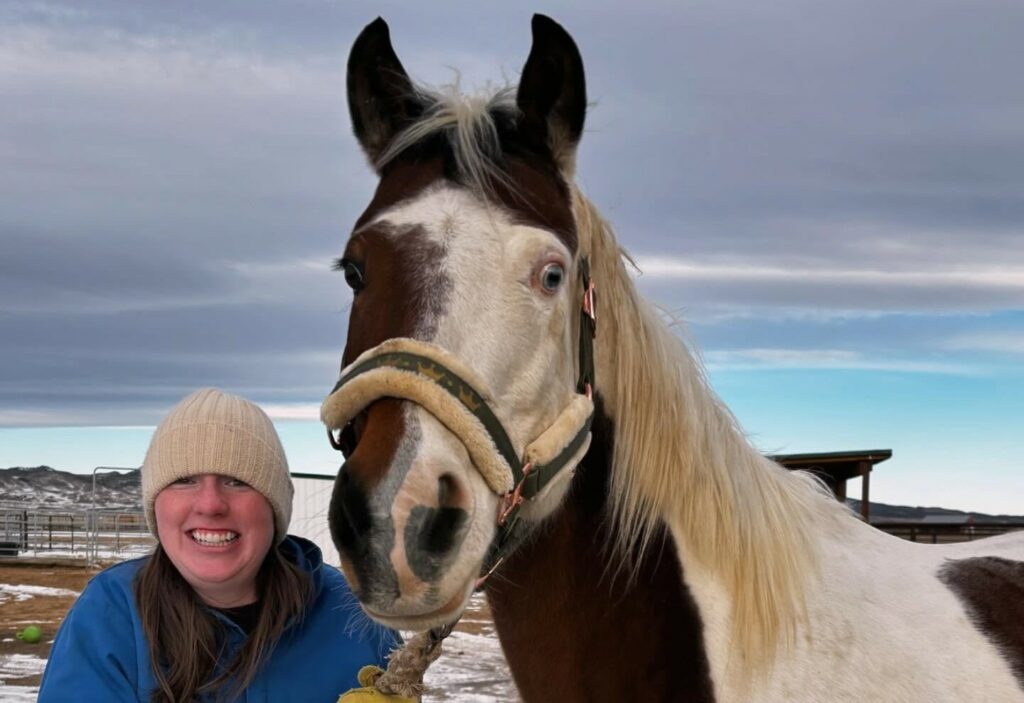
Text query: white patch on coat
679 522 1024 702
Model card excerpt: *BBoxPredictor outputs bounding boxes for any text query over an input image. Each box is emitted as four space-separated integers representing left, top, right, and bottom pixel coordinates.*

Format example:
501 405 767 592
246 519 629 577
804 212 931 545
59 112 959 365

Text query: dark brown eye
540 263 565 293
339 259 365 292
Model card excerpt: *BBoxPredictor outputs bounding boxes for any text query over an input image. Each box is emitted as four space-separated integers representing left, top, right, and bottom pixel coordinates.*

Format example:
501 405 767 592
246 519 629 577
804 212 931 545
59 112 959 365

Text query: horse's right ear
347 18 422 170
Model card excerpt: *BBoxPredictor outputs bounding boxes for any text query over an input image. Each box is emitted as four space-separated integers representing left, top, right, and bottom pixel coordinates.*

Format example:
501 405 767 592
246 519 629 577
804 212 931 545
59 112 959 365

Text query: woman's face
154 473 275 607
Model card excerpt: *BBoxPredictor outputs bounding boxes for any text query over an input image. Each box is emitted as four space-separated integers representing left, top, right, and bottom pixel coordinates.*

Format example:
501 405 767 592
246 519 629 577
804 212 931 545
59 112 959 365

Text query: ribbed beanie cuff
142 388 293 541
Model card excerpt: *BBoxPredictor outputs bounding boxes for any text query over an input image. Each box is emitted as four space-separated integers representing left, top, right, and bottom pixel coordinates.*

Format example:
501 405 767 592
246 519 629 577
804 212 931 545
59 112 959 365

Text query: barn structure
769 449 892 521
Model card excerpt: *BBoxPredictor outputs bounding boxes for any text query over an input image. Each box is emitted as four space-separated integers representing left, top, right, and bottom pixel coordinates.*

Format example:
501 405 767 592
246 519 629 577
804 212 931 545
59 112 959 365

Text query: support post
859 460 871 522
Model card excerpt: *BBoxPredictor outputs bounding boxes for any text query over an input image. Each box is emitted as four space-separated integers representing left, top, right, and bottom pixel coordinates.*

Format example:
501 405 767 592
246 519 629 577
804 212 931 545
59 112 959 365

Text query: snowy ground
422 593 519 701
0 584 79 605
18 543 153 563
0 654 45 702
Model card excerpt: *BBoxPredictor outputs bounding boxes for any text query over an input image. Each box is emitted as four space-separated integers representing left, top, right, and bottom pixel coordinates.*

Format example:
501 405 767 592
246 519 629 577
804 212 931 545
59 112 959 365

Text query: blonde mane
572 187 845 673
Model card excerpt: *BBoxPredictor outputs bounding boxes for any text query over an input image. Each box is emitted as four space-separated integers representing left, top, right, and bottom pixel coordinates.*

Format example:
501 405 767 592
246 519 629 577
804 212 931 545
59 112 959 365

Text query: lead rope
369 624 453 698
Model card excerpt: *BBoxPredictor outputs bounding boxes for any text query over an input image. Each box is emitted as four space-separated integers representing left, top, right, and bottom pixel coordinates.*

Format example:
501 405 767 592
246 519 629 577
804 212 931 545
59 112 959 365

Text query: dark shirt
216 601 262 635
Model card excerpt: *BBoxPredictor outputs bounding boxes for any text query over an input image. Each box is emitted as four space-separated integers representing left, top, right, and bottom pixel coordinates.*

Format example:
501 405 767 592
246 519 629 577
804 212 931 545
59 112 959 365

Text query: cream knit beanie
142 388 293 542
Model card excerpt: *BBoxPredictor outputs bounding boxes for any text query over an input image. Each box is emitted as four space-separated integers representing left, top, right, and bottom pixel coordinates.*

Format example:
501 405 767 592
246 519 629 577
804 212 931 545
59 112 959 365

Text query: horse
320 15 1024 702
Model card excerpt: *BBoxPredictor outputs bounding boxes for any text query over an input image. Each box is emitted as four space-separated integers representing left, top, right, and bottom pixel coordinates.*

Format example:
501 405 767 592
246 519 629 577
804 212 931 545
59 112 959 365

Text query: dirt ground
0 560 98 687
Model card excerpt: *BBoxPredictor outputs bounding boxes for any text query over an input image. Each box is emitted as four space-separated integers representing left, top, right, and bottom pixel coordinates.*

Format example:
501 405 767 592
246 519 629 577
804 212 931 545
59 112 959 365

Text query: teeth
191 530 239 545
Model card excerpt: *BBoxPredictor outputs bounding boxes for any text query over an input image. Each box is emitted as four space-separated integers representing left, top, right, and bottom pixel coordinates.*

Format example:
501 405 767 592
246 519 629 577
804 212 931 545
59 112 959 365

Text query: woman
39 388 398 702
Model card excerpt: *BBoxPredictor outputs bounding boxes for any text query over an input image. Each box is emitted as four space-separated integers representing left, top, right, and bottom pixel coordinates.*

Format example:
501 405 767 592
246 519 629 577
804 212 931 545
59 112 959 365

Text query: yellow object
337 666 418 703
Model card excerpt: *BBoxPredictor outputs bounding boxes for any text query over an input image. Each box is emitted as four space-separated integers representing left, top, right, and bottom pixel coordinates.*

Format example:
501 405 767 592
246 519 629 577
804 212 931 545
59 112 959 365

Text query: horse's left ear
517 15 587 178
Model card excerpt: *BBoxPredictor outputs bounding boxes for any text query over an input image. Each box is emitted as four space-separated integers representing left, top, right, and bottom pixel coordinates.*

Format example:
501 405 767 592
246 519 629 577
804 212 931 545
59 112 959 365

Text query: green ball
17 625 42 644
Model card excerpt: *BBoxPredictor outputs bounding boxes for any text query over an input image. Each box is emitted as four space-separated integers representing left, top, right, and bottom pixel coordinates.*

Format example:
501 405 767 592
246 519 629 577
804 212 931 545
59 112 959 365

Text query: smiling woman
154 474 277 607
37 388 398 703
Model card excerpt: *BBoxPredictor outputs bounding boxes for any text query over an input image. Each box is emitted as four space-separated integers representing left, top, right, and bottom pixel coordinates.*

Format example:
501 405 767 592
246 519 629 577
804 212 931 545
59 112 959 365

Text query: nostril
329 466 372 557
437 473 461 509
419 505 468 555
418 474 469 555
413 474 469 557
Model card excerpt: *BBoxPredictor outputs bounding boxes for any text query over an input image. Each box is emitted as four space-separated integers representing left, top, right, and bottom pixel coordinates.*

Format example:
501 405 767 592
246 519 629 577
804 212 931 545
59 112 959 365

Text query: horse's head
321 15 594 630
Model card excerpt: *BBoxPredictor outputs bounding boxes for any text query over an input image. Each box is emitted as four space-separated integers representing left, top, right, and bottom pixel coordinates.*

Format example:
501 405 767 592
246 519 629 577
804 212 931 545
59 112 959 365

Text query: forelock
376 85 520 199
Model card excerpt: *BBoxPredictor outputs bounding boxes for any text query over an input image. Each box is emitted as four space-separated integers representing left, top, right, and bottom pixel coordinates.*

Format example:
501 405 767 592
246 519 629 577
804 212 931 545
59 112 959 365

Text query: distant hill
1 466 1020 524
0 465 141 511
848 499 1024 524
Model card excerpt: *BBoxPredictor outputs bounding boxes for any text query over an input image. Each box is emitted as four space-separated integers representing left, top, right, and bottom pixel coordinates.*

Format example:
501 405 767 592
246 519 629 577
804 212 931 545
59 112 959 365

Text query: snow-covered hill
0 466 141 511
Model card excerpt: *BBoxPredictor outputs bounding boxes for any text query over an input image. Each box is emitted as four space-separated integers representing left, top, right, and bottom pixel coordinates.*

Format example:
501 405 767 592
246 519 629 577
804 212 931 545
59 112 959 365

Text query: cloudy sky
2 0 1022 514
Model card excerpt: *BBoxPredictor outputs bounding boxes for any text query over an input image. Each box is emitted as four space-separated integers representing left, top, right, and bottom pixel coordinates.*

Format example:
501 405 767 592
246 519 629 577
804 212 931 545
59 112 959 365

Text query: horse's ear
347 18 423 170
516 15 587 177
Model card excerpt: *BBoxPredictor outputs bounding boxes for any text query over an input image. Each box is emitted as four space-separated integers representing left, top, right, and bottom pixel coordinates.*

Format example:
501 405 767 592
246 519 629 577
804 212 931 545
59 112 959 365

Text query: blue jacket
39 536 397 702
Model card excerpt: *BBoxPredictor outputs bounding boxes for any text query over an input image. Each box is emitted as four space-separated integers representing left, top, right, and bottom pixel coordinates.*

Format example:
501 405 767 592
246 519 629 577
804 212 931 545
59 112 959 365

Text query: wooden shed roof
768 449 892 483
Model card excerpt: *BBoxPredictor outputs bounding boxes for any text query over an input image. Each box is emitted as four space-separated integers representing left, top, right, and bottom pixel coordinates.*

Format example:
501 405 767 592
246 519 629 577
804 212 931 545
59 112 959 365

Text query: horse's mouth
362 579 475 631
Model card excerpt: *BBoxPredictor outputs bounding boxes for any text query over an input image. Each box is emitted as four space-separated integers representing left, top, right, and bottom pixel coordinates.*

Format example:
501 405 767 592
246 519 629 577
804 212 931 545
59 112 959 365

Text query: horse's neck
485 405 715 702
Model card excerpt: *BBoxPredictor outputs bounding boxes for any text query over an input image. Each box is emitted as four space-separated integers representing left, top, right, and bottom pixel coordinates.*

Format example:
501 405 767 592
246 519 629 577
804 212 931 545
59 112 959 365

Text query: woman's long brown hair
134 542 312 703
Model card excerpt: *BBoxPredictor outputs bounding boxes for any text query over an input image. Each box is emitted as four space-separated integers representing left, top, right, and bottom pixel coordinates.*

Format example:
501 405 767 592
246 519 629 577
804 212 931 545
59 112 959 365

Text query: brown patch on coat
338 211 450 494
494 155 577 252
940 556 1024 688
341 223 450 364
353 155 446 232
486 400 716 702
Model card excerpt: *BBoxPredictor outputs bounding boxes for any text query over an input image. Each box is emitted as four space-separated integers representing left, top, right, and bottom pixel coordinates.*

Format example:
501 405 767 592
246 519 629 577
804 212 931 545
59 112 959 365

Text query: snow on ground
424 629 519 701
421 592 519 701
25 543 153 561
0 684 38 702
0 655 44 680
0 584 79 605
0 654 44 702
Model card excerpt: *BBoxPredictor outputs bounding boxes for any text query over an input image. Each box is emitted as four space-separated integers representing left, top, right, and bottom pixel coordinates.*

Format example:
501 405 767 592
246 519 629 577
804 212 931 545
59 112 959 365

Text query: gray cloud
2 0 1023 425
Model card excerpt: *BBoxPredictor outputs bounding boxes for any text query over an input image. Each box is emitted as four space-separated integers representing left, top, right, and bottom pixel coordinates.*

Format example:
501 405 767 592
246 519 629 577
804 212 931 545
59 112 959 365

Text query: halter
321 257 597 572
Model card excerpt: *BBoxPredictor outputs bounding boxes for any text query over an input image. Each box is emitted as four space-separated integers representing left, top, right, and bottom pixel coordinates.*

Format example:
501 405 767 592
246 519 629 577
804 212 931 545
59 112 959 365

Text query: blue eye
540 263 565 293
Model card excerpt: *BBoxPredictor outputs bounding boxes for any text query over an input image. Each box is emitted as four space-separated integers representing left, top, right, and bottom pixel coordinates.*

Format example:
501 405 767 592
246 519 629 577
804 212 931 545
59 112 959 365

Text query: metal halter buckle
327 427 344 452
497 461 534 526
582 278 596 324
